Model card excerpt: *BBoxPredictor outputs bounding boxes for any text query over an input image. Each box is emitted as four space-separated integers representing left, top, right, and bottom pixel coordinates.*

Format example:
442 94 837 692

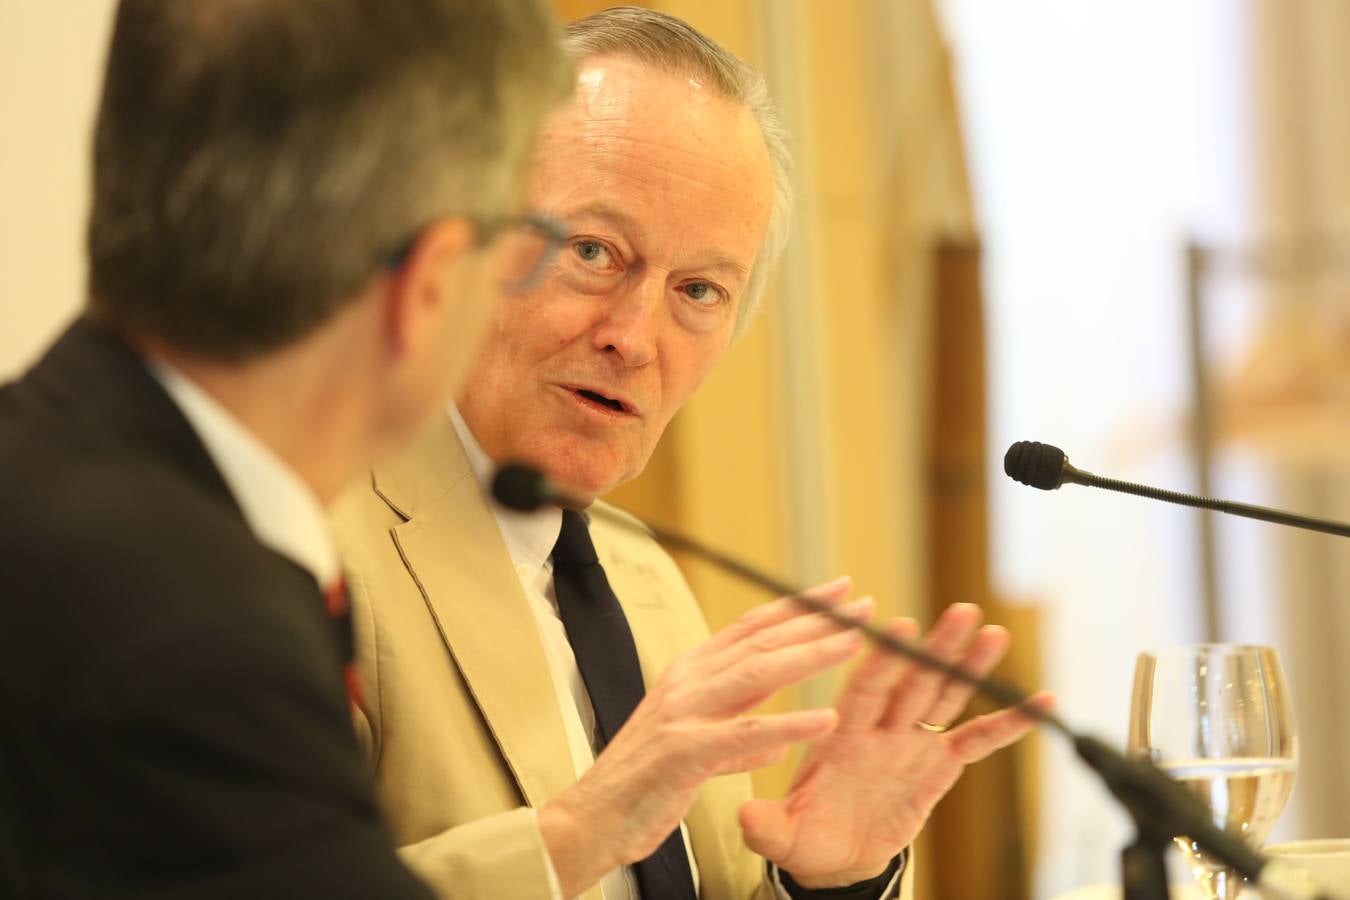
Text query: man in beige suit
334 8 1049 900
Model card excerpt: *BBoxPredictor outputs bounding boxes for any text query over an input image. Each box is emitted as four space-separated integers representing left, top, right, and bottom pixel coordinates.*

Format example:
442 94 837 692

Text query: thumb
738 798 794 862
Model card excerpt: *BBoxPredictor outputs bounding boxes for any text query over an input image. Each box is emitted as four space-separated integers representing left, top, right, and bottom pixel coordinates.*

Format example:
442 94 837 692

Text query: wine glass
1127 644 1298 900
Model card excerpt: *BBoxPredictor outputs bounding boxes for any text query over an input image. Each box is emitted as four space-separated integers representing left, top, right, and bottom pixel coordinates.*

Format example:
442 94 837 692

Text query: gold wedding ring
915 721 949 733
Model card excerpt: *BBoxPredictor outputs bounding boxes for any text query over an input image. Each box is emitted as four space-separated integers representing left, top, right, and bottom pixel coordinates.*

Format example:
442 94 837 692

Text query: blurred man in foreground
0 1 571 896
335 7 1051 900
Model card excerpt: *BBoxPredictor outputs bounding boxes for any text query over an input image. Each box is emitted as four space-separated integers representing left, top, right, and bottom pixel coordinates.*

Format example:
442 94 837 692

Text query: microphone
1004 440 1350 538
493 464 1052 723
491 461 1330 900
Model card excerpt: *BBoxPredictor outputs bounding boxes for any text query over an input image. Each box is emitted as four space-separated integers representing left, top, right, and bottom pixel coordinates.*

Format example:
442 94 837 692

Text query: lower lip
559 386 634 420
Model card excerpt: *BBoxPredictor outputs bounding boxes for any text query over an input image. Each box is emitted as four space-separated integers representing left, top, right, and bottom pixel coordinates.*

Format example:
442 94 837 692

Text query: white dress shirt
150 361 339 588
449 405 702 900
449 405 903 900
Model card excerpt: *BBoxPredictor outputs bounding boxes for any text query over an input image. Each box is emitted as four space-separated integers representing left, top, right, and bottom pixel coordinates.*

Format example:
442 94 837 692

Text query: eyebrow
555 202 753 282
555 202 642 232
696 253 751 281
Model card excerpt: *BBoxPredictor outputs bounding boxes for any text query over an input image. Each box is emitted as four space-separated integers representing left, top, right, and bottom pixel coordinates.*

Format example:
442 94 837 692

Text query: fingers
916 624 1011 728
678 577 869 717
709 628 864 715
947 691 1053 763
701 708 839 774
879 603 983 731
834 618 921 732
708 595 874 677
737 798 792 862
700 576 853 658
718 746 792 775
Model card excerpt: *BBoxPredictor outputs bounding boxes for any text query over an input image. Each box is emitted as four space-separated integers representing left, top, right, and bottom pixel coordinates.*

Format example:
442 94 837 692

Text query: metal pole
1185 239 1223 643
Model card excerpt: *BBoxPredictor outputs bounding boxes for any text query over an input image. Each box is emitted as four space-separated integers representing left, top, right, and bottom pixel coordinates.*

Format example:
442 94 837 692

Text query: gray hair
88 0 573 359
564 7 793 334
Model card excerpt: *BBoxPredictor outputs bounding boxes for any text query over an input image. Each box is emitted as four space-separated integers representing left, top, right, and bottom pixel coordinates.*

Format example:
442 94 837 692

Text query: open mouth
571 388 629 414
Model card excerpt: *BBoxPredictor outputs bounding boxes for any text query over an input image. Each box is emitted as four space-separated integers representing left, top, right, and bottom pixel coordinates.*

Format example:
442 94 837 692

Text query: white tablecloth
1050 885 1254 900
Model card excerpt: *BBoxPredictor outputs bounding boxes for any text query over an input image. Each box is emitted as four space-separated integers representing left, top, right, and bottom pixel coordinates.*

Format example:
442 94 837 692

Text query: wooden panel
923 239 1042 899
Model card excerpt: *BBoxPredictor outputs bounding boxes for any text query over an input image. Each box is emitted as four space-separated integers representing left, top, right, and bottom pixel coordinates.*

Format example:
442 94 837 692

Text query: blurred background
4 2 1348 897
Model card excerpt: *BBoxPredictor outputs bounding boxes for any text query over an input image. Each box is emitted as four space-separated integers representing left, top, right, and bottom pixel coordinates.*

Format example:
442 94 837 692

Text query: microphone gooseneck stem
641 520 1073 737
489 453 1332 900
1064 465 1350 538
581 504 1333 900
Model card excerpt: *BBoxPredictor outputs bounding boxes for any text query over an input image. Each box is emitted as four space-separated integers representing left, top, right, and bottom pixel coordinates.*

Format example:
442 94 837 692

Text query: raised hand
739 602 1052 889
538 578 873 898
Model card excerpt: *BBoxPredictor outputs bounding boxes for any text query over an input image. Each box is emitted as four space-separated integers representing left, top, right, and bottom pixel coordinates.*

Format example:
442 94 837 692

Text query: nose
590 273 661 368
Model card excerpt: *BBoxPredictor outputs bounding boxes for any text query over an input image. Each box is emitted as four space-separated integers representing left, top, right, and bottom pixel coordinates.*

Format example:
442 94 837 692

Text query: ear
381 218 478 359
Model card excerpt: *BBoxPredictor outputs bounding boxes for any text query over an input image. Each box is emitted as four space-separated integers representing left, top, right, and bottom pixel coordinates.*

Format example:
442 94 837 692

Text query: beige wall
0 2 116 378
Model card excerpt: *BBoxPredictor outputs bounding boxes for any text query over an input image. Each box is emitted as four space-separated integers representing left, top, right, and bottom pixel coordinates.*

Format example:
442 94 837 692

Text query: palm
738 605 1049 888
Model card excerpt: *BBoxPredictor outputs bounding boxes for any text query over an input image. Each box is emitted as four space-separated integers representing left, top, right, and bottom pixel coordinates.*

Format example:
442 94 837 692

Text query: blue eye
574 240 612 267
682 282 724 306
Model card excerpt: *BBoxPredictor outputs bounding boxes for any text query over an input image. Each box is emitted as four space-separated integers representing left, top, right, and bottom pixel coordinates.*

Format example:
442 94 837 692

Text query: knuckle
748 628 780 653
815 638 850 662
651 723 704 771
732 716 766 750
732 606 767 635
737 605 765 627
736 658 771 688
661 684 692 714
654 719 688 747
661 653 692 684
638 680 682 722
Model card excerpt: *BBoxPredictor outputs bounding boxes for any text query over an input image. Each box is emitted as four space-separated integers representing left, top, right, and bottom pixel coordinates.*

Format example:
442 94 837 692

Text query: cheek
472 295 589 385
503 288 593 346
656 332 734 418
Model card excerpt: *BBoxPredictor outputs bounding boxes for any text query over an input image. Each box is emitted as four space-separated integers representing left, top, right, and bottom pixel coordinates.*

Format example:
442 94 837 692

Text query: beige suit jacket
331 417 775 900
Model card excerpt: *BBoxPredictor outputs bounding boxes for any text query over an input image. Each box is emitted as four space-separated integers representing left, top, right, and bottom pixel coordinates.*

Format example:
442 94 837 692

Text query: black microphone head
491 463 553 512
1004 441 1068 490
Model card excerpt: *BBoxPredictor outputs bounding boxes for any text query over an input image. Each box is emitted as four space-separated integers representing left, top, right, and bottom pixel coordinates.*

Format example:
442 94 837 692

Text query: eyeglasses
383 213 568 295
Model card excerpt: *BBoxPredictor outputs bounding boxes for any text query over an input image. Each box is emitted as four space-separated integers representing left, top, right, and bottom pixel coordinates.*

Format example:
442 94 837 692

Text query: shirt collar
149 360 341 588
447 402 562 576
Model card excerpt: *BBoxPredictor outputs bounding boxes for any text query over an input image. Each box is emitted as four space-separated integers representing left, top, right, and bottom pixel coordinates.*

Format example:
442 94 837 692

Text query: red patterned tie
322 576 363 710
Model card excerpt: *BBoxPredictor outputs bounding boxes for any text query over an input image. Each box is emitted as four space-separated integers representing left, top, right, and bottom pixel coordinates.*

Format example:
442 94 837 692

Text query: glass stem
1195 866 1245 900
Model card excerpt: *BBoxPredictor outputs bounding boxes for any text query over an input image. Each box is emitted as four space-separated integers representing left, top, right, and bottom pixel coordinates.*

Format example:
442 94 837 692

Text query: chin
540 451 627 502
547 465 620 504
518 429 644 503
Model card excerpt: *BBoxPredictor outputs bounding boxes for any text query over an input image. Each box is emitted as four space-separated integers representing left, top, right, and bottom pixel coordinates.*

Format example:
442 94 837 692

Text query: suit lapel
597 530 686 692
596 518 765 897
373 420 575 808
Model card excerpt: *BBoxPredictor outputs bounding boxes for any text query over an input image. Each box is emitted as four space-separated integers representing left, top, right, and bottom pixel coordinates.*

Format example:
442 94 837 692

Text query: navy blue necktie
552 509 697 900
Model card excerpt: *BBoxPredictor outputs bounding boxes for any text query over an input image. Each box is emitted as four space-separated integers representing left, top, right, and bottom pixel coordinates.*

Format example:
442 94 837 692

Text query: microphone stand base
1122 833 1171 900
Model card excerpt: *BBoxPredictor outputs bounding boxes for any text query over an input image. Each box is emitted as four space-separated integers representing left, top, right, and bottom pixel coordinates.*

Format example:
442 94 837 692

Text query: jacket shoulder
588 501 702 598
587 500 659 555
588 501 713 641
0 428 330 697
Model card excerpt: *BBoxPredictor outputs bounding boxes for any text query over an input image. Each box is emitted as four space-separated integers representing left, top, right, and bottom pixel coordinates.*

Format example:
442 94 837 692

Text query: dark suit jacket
0 320 432 899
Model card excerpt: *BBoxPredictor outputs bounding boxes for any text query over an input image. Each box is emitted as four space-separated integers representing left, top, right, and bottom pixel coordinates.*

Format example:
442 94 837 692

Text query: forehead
527 55 773 260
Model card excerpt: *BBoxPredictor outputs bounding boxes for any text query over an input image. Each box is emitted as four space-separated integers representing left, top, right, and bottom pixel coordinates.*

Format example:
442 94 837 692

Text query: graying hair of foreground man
87 0 573 360
565 6 794 332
